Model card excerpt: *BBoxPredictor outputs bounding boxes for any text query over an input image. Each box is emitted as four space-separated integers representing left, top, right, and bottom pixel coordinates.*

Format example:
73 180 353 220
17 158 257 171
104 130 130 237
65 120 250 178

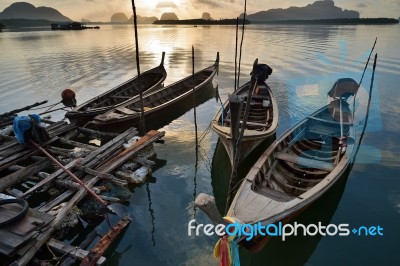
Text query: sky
0 0 399 22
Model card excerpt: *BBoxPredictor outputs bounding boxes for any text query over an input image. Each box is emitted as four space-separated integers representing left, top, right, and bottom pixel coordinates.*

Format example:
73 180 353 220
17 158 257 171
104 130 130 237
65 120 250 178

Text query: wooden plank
0 158 51 192
274 152 334 172
97 130 164 173
17 177 100 266
80 217 131 266
36 190 74 213
21 159 82 197
77 127 119 139
47 238 106 265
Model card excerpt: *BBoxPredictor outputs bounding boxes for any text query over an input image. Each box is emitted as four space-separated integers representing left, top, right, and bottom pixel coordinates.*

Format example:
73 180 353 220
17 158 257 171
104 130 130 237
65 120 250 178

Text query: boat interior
221 82 274 131
85 72 164 110
252 99 354 201
112 69 214 114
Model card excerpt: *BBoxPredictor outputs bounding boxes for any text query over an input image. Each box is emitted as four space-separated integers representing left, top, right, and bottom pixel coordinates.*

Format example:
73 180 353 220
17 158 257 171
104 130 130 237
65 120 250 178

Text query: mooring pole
234 17 239 92
192 46 199 219
131 0 145 135
236 0 248 89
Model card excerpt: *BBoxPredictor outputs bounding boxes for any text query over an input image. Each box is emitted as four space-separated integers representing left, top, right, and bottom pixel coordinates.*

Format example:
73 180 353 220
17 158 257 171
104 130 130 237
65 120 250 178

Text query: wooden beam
47 238 106 265
97 130 164 173
0 159 51 192
17 177 100 266
77 127 119 139
80 217 131 266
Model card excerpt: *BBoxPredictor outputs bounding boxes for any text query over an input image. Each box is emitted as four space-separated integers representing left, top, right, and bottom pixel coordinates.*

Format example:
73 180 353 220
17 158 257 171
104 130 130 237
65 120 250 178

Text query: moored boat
197 78 361 252
88 52 220 132
212 61 278 165
65 52 167 125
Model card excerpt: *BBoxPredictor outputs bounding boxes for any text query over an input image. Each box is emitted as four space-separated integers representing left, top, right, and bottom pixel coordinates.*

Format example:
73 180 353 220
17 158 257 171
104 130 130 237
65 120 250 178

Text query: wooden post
130 0 145 135
234 18 239 91
236 0 248 89
225 59 259 213
195 193 228 225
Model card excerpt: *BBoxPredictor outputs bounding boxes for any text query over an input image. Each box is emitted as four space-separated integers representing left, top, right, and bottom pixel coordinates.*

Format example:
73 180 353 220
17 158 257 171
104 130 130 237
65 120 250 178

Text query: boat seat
253 185 295 202
308 116 353 126
274 152 334 172
115 107 136 115
307 124 340 136
224 119 266 127
110 95 132 99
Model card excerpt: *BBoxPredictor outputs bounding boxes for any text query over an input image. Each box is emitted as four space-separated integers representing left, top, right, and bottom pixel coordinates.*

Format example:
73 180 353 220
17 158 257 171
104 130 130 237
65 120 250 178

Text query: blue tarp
13 114 41 144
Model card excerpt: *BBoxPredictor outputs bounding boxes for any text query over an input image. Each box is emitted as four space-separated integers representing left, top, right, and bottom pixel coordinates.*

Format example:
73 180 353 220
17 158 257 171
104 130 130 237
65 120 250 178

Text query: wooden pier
0 121 164 265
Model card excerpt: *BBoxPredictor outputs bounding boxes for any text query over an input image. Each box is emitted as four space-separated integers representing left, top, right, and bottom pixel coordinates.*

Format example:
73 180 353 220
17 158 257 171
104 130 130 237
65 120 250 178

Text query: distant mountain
111 12 128 23
160 12 179 20
201 12 212 20
0 2 70 21
244 0 359 21
128 15 159 24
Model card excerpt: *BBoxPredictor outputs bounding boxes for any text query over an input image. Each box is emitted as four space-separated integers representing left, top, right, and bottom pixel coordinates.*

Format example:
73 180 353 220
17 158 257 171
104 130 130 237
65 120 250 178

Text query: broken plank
80 217 131 266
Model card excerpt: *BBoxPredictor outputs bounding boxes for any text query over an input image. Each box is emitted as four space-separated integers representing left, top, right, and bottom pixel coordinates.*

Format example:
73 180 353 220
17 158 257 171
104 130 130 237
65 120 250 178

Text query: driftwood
80 217 131 266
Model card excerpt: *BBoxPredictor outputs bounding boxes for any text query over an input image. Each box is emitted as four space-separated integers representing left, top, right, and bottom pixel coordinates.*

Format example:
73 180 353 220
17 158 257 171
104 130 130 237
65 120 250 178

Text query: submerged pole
192 45 199 219
131 0 145 134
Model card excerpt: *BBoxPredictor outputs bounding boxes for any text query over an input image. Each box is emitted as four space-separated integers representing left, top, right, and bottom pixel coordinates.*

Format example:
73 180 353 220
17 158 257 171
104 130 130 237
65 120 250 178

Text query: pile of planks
0 121 165 265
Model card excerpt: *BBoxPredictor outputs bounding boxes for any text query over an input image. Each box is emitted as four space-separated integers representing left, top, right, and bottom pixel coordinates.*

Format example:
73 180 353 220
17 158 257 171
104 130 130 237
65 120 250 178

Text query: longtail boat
65 52 167 125
196 78 361 252
212 61 278 165
88 52 219 132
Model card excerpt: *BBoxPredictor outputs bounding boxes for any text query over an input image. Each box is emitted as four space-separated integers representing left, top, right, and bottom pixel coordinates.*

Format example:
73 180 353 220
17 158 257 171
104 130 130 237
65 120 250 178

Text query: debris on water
48 203 82 229
116 166 151 185
120 162 140 171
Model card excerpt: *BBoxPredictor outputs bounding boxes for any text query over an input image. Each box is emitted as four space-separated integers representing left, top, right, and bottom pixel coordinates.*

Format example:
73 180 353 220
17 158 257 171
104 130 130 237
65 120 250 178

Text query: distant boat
65 52 167 125
88 52 220 132
197 78 360 252
212 61 278 165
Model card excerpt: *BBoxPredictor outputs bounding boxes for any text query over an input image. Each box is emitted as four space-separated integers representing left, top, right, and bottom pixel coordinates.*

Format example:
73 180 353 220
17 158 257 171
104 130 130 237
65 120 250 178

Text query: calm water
1 24 399 265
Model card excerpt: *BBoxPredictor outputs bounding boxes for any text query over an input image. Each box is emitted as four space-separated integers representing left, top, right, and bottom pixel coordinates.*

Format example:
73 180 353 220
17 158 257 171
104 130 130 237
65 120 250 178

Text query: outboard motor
250 63 273 82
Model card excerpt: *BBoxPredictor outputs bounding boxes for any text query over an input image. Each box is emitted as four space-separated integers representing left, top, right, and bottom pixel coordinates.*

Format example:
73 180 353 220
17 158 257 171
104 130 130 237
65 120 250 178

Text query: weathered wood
36 190 74 213
0 159 51 192
47 238 106 265
132 157 155 167
21 159 82 197
97 130 164 173
77 127 119 139
76 166 127 186
59 138 97 151
17 176 100 266
194 193 227 225
274 152 334 172
80 217 131 266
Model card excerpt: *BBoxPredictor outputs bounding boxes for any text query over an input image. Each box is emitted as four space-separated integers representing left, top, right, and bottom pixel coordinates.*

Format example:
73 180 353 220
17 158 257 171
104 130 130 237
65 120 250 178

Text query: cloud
156 1 177 9
193 0 221 8
357 3 367 8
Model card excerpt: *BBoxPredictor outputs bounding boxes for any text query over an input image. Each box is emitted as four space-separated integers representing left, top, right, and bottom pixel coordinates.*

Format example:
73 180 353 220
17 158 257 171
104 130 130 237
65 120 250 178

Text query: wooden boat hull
226 101 356 252
89 53 220 132
212 80 278 165
65 52 167 125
